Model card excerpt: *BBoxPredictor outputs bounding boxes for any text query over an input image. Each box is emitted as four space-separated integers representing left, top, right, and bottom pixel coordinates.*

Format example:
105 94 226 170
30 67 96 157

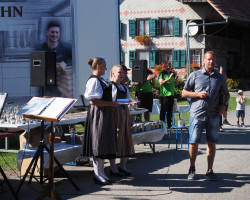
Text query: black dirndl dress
83 75 117 159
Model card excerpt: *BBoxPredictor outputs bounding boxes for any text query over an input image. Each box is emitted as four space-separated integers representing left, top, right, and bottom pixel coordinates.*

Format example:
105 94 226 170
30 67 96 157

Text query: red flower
184 62 201 73
134 34 151 46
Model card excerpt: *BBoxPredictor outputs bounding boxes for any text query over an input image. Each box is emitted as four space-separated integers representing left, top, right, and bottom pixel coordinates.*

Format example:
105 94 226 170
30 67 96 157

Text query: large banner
0 1 73 97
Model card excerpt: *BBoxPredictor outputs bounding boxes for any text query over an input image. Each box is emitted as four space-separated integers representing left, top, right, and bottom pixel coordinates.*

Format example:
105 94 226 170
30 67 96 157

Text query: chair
167 111 189 149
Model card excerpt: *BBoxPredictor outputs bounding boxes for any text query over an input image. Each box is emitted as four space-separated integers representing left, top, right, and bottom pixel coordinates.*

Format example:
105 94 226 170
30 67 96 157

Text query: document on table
17 97 54 115
39 97 76 120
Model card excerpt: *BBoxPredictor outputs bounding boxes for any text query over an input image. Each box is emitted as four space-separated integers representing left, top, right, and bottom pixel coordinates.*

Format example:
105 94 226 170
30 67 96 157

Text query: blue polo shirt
184 68 229 121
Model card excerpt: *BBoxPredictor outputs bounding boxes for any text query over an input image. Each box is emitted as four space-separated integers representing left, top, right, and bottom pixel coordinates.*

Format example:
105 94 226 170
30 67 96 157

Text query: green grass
0 152 18 171
1 97 249 172
145 97 250 126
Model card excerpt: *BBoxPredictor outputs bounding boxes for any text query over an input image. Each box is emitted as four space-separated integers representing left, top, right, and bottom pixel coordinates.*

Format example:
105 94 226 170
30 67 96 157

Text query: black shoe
118 167 131 176
205 170 218 181
110 170 124 177
93 176 112 185
105 178 115 183
223 119 231 125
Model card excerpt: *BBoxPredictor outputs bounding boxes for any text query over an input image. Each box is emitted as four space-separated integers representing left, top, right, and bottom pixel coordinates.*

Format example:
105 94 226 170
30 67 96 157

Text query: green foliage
226 78 240 89
174 78 185 101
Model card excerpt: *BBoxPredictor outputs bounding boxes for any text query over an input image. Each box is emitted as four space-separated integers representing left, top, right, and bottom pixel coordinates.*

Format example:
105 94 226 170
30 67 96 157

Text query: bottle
70 128 75 145
135 96 138 110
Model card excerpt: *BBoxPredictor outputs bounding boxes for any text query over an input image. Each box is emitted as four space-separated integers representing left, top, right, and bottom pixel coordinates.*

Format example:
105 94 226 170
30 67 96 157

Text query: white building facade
120 0 211 76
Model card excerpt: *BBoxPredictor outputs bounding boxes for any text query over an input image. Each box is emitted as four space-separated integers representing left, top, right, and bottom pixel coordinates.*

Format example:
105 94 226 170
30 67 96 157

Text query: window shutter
149 19 159 36
129 20 136 38
173 50 180 68
120 20 122 37
120 51 124 64
180 50 186 68
129 50 136 67
149 50 158 68
173 17 180 36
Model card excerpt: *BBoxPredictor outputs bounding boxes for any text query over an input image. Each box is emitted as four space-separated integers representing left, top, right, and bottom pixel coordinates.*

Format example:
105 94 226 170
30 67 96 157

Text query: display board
0 0 120 104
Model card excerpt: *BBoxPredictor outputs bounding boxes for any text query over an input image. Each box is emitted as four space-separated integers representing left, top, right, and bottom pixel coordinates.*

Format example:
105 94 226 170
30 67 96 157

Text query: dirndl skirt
115 106 135 157
83 105 117 159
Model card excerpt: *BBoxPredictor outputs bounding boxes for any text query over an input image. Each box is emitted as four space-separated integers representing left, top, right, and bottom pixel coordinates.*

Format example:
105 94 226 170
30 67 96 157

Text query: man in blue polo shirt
182 51 230 181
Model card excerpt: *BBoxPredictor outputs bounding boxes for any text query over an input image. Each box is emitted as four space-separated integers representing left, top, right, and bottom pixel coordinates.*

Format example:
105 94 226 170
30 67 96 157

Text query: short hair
47 21 60 30
166 61 172 66
204 51 215 58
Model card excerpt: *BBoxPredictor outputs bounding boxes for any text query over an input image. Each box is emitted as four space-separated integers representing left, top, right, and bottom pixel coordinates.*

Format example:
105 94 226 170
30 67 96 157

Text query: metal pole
186 18 229 77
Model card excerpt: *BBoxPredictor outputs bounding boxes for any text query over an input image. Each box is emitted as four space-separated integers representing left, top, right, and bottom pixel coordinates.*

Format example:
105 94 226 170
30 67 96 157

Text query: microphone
205 86 209 92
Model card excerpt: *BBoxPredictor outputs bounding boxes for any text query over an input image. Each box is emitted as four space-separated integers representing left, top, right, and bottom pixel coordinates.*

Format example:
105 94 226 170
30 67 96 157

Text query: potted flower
226 78 234 89
184 62 201 73
153 63 175 76
134 34 151 46
153 63 165 76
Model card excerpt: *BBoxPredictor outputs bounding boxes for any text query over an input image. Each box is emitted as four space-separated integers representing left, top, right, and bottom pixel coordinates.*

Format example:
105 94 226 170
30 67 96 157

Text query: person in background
36 21 72 97
219 66 231 126
109 65 135 177
182 51 230 181
121 65 131 87
83 57 118 185
134 69 156 121
236 90 246 127
159 62 178 128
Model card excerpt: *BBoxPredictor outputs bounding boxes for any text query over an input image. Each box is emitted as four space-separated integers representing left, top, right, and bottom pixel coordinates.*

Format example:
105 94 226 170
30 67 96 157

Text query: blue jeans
189 115 220 143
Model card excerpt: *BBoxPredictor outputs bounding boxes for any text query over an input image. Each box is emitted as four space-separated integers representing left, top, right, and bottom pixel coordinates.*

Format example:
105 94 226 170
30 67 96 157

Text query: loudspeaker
30 51 56 87
132 60 147 83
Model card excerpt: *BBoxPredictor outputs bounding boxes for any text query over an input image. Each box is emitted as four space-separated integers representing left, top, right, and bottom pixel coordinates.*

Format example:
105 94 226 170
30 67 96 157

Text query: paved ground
1 91 250 200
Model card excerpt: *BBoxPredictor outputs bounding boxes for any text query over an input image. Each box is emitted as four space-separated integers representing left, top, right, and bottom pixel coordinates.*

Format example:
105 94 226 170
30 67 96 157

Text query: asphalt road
1 91 250 200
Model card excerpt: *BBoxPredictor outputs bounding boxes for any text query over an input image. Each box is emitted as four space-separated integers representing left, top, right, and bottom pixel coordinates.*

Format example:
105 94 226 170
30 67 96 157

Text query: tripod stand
16 120 79 195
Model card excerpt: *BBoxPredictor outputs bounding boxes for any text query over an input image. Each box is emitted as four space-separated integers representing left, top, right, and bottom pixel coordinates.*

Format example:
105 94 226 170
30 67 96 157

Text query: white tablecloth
132 122 167 144
0 111 88 131
16 143 82 170
130 109 148 115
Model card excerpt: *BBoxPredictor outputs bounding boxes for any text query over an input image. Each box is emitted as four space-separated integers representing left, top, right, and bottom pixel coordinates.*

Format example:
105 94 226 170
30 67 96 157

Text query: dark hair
165 61 172 66
47 21 60 30
88 57 105 70
121 64 130 71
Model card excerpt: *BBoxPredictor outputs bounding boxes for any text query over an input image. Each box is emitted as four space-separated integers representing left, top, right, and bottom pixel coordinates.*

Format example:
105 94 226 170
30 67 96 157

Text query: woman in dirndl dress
109 65 135 177
83 57 118 185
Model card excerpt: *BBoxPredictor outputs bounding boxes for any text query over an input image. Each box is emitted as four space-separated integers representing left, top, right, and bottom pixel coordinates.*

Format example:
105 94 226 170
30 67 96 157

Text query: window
173 50 186 68
129 50 136 67
137 19 149 35
129 18 179 37
137 51 149 65
160 18 173 35
159 50 172 64
120 51 124 65
190 50 201 65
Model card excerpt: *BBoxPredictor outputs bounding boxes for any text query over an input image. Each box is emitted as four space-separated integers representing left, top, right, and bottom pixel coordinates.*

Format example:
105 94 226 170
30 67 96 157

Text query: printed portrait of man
36 20 73 98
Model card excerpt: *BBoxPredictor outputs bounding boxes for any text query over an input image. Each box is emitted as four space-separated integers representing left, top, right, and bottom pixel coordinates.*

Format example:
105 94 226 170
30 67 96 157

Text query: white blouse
112 84 130 102
84 77 109 100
